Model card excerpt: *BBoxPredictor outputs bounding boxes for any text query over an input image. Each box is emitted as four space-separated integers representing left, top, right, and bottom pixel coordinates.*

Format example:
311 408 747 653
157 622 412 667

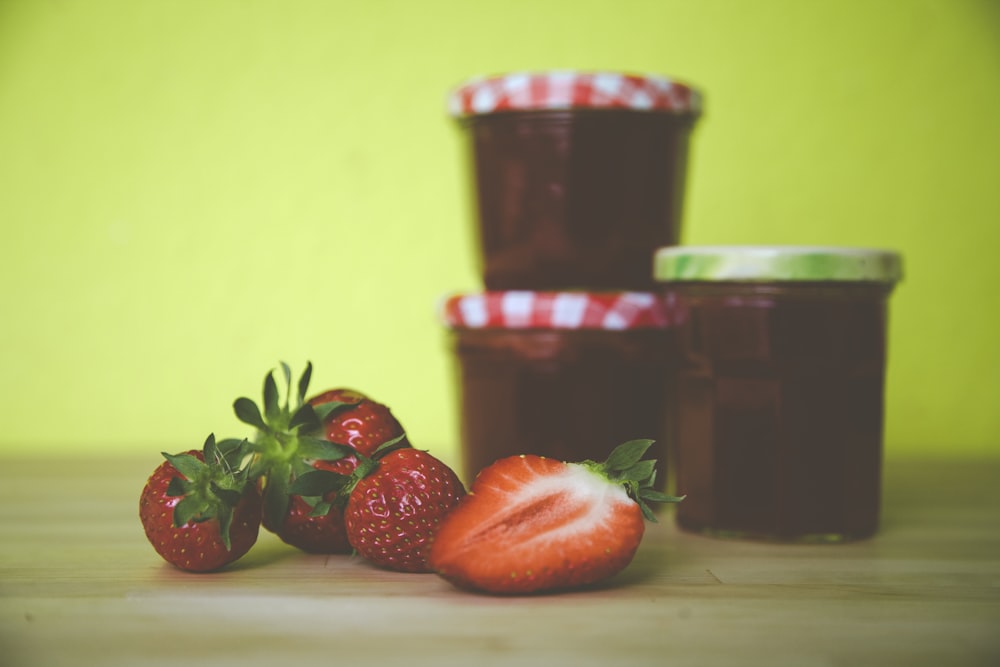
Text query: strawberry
233 362 410 553
139 434 261 572
428 439 683 595
292 438 466 572
309 388 411 455
261 470 352 554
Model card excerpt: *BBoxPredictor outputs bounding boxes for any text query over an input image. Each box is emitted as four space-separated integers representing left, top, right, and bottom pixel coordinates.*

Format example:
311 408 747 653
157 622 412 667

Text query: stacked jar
441 71 703 487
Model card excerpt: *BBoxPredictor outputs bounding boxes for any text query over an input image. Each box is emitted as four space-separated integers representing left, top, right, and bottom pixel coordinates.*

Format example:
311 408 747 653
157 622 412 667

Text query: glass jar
440 290 680 486
655 246 903 542
448 71 702 291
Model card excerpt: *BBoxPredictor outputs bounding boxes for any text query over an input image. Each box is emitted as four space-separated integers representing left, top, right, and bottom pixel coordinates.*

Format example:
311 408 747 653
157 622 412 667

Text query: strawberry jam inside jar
440 291 680 487
655 246 903 542
448 71 702 291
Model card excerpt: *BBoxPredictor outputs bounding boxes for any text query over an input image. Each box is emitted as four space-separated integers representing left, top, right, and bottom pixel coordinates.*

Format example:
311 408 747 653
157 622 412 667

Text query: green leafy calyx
582 439 685 522
232 361 356 530
288 434 410 516
164 433 254 550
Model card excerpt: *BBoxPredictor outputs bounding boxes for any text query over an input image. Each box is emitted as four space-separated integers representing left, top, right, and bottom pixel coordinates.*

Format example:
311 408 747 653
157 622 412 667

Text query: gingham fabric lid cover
440 291 678 330
448 71 702 117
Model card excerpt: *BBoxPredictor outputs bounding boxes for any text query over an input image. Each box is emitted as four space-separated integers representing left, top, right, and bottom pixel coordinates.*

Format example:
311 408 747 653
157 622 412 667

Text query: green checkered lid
654 246 903 283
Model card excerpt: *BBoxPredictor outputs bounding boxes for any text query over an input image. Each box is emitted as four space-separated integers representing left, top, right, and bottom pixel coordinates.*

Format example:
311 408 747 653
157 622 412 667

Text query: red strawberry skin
344 448 466 573
310 388 411 455
260 470 351 554
139 451 262 572
428 454 645 594
262 389 410 554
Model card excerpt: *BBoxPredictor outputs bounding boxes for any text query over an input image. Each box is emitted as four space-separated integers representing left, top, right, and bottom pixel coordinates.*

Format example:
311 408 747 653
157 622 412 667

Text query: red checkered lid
439 291 680 330
447 71 701 117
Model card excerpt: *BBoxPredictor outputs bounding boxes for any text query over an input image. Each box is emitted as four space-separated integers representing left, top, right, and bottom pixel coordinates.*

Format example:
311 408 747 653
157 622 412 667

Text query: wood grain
1 455 998 667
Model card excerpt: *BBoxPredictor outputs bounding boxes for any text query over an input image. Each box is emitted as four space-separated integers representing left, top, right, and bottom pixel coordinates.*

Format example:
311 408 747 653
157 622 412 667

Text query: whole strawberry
234 362 410 553
293 438 466 572
428 439 683 594
139 434 261 572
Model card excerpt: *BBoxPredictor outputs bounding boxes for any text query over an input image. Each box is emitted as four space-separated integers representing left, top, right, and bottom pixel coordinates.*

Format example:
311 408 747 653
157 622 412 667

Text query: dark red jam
447 327 675 488
665 281 896 541
458 109 697 291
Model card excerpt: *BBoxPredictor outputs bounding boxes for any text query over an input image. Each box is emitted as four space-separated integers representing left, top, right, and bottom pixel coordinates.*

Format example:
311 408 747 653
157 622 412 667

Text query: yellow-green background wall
1 0 997 466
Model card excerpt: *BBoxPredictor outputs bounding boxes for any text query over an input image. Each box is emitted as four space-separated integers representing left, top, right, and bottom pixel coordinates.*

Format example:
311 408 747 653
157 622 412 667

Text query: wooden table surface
1 454 998 667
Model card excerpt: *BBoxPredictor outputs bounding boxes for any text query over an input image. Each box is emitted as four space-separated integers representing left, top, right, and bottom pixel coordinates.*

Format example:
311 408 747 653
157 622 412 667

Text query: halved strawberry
292 438 466 572
233 362 409 553
428 439 683 595
139 434 261 572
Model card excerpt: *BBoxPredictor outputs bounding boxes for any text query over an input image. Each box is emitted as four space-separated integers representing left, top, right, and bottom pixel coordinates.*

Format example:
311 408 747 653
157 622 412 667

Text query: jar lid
447 71 702 117
440 291 678 330
654 246 904 283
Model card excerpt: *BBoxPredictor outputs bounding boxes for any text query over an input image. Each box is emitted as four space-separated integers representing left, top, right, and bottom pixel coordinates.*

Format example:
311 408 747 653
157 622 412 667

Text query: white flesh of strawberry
481 461 632 547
